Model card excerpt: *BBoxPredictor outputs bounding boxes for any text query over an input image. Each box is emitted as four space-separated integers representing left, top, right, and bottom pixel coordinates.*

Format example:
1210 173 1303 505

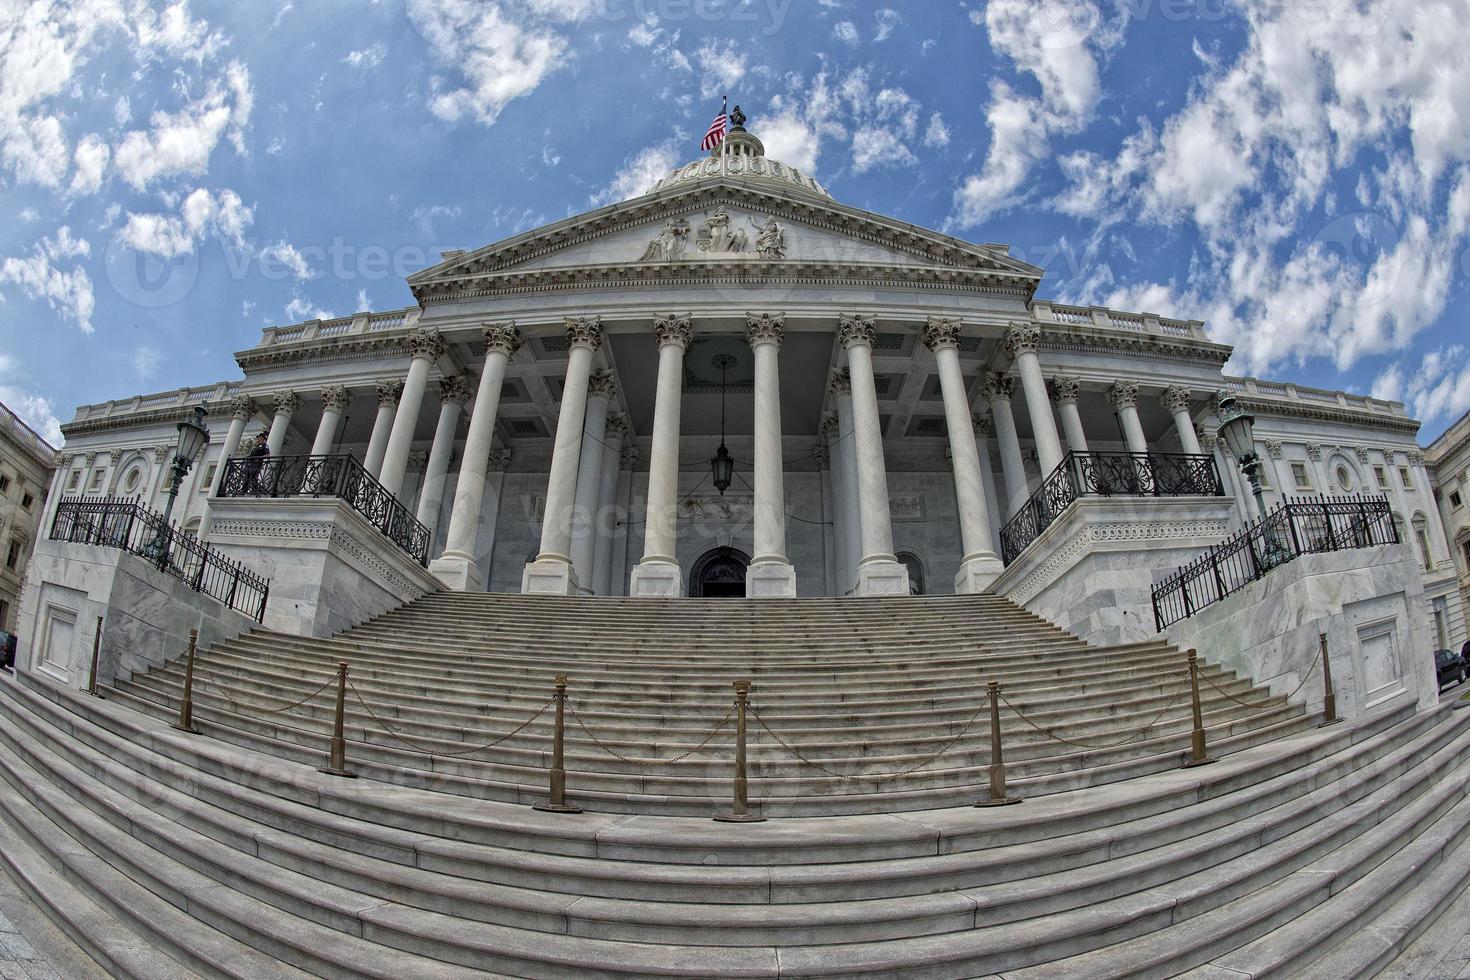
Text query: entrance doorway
691 547 750 598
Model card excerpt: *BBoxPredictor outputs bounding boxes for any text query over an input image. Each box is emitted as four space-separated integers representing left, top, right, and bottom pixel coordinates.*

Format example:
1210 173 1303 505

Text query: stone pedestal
522 557 581 596
629 560 683 597
747 559 797 597
955 554 1006 595
856 557 910 596
428 554 485 593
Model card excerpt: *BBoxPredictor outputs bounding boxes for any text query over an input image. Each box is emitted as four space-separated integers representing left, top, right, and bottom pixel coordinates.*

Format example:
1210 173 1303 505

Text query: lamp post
1217 393 1288 566
147 404 211 566
710 354 735 496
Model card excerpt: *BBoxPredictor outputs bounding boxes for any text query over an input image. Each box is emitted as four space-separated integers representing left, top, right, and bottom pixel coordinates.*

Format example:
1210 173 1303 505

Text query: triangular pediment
407 180 1042 301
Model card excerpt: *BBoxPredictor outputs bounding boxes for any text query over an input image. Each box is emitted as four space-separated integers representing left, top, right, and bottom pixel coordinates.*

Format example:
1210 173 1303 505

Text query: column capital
654 313 692 350
983 372 1014 403
1407 449 1424 466
746 312 785 349
83 451 98 466
1353 445 1370 464
1003 322 1041 359
838 313 877 350
828 369 852 397
565 315 604 352
1265 439 1284 459
821 415 840 441
621 446 639 470
1200 432 1219 453
587 369 617 401
407 328 447 362
973 413 993 438
921 316 963 352
482 322 522 357
439 375 473 407
1305 442 1323 461
488 448 513 470
407 450 429 470
320 384 351 413
813 443 830 468
376 379 404 407
226 393 255 420
604 413 631 445
1049 376 1080 404
150 446 167 463
108 449 125 465
55 453 72 468
1161 385 1193 415
1105 381 1139 410
272 390 300 416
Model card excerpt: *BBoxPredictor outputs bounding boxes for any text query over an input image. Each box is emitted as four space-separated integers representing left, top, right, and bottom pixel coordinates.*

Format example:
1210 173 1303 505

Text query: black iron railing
1000 451 1224 564
216 453 431 566
50 497 270 622
1151 494 1397 632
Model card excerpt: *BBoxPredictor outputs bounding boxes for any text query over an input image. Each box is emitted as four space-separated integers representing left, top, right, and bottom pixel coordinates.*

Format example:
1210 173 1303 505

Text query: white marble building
0 401 56 633
30 118 1468 655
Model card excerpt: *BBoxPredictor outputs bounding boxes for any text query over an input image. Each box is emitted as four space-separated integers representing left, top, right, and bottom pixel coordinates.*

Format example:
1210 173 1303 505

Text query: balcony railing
1000 451 1224 564
1151 494 1397 632
50 497 270 622
216 454 431 566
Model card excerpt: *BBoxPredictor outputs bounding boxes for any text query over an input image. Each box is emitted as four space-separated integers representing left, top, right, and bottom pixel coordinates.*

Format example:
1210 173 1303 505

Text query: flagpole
721 94 728 177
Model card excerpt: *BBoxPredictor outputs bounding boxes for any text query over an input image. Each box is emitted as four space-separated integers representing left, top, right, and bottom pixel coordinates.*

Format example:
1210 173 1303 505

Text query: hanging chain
997 673 1192 751
567 701 733 767
198 672 339 720
1196 656 1318 711
347 681 555 758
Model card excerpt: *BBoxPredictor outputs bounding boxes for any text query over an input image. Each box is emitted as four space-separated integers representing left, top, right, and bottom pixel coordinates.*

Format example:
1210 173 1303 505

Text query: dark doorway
691 546 750 598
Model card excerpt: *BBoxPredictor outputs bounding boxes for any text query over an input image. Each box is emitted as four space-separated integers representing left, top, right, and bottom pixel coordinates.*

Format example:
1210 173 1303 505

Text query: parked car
1434 648 1466 689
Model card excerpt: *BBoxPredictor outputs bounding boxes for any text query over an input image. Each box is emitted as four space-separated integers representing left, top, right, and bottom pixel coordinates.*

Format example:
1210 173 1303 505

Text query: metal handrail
1000 451 1224 564
216 453 431 566
1151 494 1397 631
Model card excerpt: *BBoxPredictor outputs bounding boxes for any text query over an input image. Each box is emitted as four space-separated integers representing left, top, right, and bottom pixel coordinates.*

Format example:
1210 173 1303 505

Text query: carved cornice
654 313 693 350
407 328 448 362
1161 385 1192 415
320 385 351 413
1040 325 1231 368
564 316 604 353
922 316 962 353
376 380 404 407
272 391 301 416
1003 323 1041 359
1049 376 1080 404
984 373 1014 403
1218 393 1421 435
838 314 877 350
482 322 522 358
747 312 785 349
587 370 617 401
1106 382 1139 411
827 369 851 397
439 375 473 407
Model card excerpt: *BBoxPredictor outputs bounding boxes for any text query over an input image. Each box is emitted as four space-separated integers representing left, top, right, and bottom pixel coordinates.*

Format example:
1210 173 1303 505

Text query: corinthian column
430 323 519 592
838 314 908 595
630 314 691 596
923 317 1002 593
266 391 299 456
986 374 1028 517
592 414 629 596
1108 381 1148 454
825 403 861 596
523 317 603 595
198 394 253 542
1161 385 1202 454
569 370 615 591
415 374 471 532
364 381 402 477
745 313 797 597
310 385 351 457
1050 376 1088 454
1005 323 1063 476
379 329 447 497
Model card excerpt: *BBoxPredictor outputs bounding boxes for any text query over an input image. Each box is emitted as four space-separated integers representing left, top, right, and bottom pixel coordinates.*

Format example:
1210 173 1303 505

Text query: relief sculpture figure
697 207 748 253
753 216 786 259
639 217 690 262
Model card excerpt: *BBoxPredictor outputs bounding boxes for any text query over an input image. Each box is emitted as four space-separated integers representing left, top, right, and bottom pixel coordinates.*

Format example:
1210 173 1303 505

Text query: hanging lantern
711 353 736 496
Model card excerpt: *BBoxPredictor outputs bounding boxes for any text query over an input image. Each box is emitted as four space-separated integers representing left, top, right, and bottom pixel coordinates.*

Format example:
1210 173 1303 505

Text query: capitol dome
650 112 833 201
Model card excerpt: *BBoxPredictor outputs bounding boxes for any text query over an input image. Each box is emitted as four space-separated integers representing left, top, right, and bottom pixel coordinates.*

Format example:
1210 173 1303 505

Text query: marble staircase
0 592 1465 977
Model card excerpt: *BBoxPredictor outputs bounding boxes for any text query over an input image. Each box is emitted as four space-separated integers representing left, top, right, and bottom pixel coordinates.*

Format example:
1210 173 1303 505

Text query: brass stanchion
85 616 104 698
535 674 582 813
1184 649 1214 768
976 680 1022 807
318 662 356 778
715 679 765 823
171 628 199 733
1319 632 1339 727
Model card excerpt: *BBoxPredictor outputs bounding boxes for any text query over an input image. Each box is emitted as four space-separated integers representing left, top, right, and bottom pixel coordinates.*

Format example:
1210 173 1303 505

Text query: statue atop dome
730 104 747 132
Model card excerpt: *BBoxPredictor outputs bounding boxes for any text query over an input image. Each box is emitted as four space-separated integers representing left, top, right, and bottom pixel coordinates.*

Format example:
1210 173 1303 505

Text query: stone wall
1165 543 1438 718
15 539 257 691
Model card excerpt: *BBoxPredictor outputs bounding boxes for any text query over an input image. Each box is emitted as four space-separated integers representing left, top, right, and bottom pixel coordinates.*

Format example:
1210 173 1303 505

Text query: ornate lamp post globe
710 353 736 495
1215 394 1266 519
147 404 210 562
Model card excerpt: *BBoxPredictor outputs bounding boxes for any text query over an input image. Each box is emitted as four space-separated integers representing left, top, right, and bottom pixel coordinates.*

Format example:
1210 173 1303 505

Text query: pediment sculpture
697 207 748 254
754 216 785 259
639 217 691 262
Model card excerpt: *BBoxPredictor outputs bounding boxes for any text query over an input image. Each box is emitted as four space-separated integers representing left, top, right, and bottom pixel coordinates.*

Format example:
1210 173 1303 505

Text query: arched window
1392 512 1407 545
896 552 925 596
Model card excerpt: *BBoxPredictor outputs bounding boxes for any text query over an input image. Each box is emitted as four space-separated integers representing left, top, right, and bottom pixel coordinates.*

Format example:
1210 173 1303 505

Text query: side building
1427 408 1470 652
0 401 57 632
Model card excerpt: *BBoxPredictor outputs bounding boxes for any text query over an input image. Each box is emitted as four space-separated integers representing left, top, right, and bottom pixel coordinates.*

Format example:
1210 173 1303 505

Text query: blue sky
2 0 1468 448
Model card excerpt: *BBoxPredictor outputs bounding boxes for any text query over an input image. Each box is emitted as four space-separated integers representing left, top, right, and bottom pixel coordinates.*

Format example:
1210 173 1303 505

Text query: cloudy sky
2 0 1468 448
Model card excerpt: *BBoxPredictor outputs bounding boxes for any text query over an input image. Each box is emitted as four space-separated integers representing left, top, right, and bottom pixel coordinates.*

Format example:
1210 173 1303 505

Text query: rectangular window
67 471 81 492
1290 462 1312 490
1453 490 1464 509
5 540 19 570
88 470 104 492
0 598 8 630
1374 466 1389 489
20 492 33 511
1415 527 1433 569
198 464 216 491
1400 466 1415 490
0 474 9 493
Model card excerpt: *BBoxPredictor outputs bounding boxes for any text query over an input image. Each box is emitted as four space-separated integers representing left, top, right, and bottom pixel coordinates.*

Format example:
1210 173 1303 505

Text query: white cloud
833 21 859 45
113 61 253 190
411 203 463 237
0 382 64 446
356 288 370 312
761 110 823 174
694 39 746 99
0 227 96 332
873 8 901 42
118 187 253 257
1396 346 1470 424
924 112 950 149
260 241 315 280
851 127 917 173
68 133 110 195
133 1 224 62
131 346 163 384
410 0 569 126
591 140 681 206
343 43 386 69
284 294 330 322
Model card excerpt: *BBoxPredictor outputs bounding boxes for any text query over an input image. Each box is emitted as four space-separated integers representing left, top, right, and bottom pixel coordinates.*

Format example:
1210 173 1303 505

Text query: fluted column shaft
363 382 401 477
750 330 788 564
310 386 350 457
569 373 613 590
379 331 445 498
266 392 297 457
842 338 895 563
1005 325 1063 476
416 377 470 531
827 408 861 595
987 376 1028 517
1108 382 1148 454
198 396 252 542
925 320 997 564
1162 386 1202 454
638 317 690 575
1051 377 1088 454
591 420 626 596
535 321 602 568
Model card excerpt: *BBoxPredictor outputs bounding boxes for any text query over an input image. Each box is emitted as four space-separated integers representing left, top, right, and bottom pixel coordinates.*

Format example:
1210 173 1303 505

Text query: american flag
701 109 728 151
